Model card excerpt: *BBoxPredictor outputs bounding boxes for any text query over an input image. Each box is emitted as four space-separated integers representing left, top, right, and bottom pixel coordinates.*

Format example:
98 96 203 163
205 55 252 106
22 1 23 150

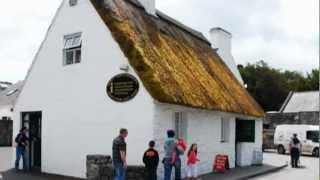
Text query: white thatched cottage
13 0 265 178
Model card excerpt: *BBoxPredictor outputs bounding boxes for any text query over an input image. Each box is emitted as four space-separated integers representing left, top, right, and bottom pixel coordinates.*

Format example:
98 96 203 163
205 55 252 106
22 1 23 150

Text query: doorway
21 111 42 171
235 119 255 166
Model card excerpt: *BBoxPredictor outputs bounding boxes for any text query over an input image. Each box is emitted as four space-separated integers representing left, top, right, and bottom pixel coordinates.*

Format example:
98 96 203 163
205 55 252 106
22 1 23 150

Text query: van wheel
313 148 319 157
277 145 285 154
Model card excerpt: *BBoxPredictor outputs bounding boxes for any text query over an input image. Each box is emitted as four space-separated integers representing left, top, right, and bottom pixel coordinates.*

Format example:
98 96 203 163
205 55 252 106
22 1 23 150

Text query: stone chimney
138 0 156 15
209 27 244 84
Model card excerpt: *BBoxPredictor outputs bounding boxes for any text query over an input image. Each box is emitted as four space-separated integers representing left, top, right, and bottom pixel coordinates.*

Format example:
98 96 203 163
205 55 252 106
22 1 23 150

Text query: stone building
13 0 264 178
265 91 319 129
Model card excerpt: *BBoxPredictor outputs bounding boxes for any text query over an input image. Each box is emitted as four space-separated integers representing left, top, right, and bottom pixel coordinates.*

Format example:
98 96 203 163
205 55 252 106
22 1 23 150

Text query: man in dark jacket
14 127 29 171
143 141 159 180
112 128 128 180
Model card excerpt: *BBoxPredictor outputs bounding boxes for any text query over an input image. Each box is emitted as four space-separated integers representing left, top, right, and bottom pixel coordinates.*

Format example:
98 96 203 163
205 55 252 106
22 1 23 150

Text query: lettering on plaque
106 73 139 102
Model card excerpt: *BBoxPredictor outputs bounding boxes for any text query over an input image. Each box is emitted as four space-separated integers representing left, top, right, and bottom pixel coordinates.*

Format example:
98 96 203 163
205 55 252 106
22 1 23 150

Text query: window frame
307 131 319 142
220 118 230 143
236 120 255 143
63 32 82 66
174 112 187 140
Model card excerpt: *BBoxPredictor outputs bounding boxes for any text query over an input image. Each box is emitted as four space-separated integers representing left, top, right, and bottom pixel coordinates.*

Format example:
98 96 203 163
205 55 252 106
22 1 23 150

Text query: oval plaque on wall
106 73 139 102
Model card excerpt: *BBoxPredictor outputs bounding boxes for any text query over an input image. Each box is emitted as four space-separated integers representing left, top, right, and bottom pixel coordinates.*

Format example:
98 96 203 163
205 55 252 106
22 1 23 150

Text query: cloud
157 0 319 73
0 0 318 83
0 0 62 83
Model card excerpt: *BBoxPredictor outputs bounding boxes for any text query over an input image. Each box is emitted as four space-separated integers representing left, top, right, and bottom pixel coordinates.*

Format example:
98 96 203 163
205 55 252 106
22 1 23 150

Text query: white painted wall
0 106 12 119
236 119 263 166
153 103 237 178
13 0 154 178
209 27 244 84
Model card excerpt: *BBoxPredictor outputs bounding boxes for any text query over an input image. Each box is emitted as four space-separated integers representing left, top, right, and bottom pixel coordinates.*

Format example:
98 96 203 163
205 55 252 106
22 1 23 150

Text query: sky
0 0 318 83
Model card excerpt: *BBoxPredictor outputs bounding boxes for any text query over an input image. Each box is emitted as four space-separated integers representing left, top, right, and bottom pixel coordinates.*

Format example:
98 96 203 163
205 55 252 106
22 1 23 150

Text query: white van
274 125 319 157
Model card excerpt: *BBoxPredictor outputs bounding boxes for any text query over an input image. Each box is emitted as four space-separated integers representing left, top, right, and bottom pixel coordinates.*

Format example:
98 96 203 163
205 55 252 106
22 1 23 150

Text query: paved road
251 151 319 180
0 147 13 172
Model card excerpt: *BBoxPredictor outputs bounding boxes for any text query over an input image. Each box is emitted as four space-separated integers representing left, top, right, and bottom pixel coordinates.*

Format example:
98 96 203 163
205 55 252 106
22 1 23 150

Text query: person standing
14 127 29 171
143 140 159 180
186 144 200 180
112 128 128 180
289 133 302 168
163 130 184 180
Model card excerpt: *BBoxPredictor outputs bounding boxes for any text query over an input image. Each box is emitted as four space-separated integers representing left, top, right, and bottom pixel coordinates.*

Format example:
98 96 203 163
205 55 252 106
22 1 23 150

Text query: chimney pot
209 27 244 84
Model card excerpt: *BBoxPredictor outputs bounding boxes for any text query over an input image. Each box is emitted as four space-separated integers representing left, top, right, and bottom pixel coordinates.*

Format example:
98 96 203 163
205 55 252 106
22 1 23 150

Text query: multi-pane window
63 32 82 65
174 112 187 140
236 120 255 142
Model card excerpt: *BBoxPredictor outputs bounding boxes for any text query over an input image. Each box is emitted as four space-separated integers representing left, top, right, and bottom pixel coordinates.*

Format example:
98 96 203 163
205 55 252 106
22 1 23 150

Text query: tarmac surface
252 150 319 180
1 148 299 180
0 147 12 172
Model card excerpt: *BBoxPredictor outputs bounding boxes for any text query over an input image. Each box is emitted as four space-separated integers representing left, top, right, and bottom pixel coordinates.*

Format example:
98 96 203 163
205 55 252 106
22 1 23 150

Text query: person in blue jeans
14 127 29 171
163 130 184 180
112 128 128 180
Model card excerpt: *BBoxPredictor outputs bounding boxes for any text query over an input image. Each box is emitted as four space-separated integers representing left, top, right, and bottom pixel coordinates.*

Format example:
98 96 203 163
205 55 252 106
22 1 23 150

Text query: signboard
213 154 229 172
106 73 139 102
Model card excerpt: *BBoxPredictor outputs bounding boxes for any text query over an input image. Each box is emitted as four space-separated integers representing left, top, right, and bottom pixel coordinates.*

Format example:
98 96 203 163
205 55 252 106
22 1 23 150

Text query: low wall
265 111 319 129
86 155 146 180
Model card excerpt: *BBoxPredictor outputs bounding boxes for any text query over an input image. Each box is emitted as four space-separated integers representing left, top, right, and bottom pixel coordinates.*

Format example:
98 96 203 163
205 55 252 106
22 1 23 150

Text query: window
307 131 319 143
221 118 230 142
236 120 255 142
1 116 11 121
63 32 82 65
174 112 187 140
69 0 78 6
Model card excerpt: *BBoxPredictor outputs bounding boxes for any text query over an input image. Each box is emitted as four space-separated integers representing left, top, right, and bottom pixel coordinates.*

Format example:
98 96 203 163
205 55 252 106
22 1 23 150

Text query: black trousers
290 148 300 168
146 167 157 180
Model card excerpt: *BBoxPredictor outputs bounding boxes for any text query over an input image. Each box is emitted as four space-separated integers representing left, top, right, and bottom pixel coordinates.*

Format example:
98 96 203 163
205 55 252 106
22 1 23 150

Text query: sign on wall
106 73 139 102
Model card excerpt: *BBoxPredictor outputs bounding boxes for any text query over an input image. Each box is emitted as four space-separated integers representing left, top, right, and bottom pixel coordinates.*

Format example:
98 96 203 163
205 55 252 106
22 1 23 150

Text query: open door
21 111 42 171
235 119 255 166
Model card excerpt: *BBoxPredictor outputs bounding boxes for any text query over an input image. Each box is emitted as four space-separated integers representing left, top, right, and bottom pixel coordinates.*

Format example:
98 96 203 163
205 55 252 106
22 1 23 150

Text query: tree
238 61 319 111
306 69 319 90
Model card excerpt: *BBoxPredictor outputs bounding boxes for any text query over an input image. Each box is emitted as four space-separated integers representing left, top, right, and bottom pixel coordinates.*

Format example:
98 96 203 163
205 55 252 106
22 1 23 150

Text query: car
274 125 319 157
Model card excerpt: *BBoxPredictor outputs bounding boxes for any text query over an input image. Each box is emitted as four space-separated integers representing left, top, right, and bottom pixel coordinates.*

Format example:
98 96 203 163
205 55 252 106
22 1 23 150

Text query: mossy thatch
90 0 265 117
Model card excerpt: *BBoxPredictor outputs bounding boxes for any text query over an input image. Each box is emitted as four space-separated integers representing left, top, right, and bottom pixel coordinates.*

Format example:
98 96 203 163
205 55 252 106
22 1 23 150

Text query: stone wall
0 120 12 146
86 155 146 180
265 111 319 129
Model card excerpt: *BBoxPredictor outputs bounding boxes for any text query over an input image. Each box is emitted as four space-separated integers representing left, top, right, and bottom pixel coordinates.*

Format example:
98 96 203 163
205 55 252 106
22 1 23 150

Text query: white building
0 81 23 121
13 0 265 178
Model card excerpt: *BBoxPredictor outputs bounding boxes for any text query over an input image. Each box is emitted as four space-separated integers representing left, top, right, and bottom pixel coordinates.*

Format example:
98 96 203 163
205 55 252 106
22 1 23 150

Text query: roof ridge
124 0 210 45
292 90 319 94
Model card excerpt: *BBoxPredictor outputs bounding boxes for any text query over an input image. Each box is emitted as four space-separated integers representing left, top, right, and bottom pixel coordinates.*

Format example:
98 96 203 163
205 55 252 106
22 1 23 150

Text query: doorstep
200 164 288 180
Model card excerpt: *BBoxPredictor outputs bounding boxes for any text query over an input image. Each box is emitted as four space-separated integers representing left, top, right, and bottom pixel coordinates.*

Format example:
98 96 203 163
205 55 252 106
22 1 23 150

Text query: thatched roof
91 0 265 117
